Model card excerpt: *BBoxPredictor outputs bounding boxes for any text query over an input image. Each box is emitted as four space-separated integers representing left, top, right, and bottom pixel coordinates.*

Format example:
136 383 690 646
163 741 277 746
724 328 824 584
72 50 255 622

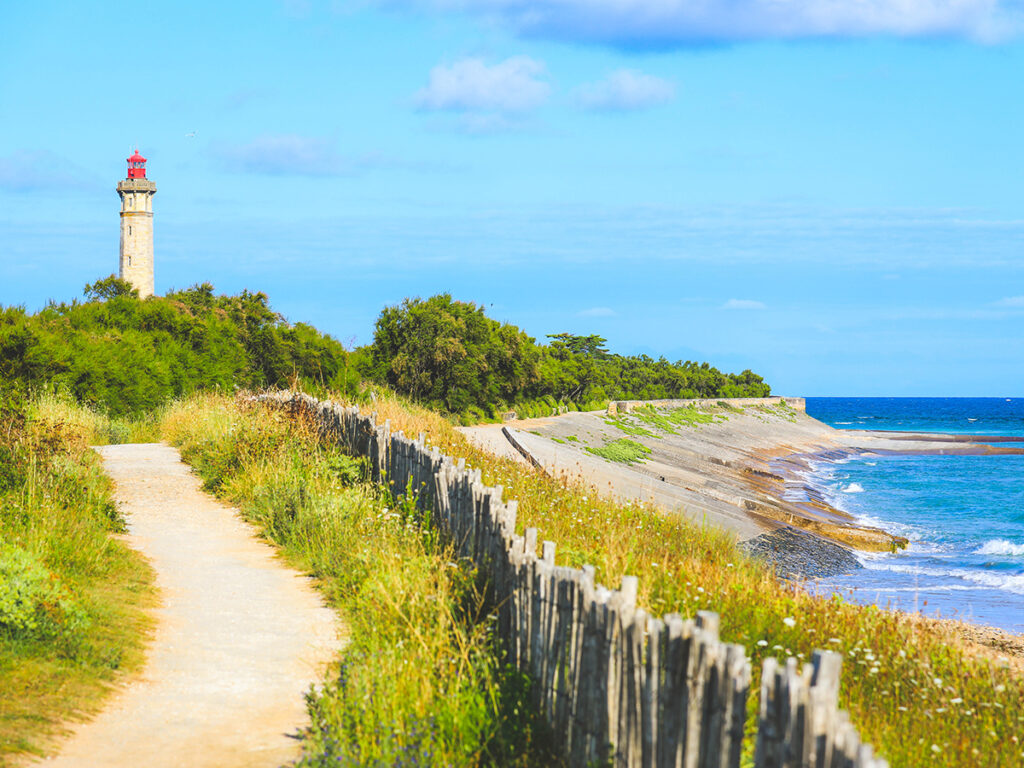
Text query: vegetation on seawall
0 283 769 423
0 389 154 763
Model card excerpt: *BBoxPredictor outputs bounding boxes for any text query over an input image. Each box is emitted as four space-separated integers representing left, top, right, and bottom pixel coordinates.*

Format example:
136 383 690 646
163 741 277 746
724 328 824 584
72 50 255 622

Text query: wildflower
828 637 841 644
757 640 768 647
950 698 962 705
933 678 942 687
782 616 796 628
931 745 941 754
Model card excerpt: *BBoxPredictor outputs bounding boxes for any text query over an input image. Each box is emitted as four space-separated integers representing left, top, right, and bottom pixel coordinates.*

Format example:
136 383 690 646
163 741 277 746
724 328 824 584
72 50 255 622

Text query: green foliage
368 294 541 414
0 545 87 641
634 404 723 433
604 416 659 437
367 294 770 420
0 282 358 416
83 275 138 302
585 438 652 464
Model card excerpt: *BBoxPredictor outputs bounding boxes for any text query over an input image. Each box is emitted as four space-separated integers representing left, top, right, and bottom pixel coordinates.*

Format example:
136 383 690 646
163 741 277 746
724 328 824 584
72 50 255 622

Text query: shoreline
459 400 1024 658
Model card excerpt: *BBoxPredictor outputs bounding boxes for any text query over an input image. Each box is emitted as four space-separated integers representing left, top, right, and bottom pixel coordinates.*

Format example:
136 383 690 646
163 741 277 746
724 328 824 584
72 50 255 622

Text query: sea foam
974 539 1024 557
841 482 865 493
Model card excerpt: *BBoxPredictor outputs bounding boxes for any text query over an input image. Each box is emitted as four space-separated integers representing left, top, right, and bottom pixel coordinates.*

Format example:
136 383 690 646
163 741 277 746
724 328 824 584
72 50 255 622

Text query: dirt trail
43 444 341 768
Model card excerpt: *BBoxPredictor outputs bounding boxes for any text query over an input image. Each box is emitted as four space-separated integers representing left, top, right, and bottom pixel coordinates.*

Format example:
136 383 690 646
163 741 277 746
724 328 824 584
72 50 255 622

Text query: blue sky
2 0 1023 396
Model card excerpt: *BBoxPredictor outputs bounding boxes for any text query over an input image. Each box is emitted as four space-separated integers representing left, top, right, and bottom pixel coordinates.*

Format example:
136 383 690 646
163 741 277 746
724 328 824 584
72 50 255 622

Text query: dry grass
159 393 558 766
0 396 154 765
336 389 1024 767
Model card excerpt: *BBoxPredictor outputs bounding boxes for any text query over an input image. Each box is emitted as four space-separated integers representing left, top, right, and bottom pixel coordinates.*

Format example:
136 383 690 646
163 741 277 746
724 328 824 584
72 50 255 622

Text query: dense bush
2 284 769 423
364 294 770 419
0 279 358 417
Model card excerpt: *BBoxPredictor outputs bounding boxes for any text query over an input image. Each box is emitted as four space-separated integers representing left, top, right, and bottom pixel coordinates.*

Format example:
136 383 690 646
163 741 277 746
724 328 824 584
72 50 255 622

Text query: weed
604 416 659 438
585 438 651 464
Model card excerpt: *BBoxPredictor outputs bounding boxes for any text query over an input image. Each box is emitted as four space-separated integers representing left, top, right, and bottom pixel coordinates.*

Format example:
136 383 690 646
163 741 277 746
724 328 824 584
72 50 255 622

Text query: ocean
802 398 1024 634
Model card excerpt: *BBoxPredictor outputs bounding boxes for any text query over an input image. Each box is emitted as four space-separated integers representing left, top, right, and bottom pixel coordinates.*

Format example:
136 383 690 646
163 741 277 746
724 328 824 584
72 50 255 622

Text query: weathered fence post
256 392 886 768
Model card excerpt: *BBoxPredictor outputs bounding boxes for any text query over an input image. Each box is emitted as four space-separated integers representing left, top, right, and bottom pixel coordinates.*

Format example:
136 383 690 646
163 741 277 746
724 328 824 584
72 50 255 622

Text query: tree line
361 294 769 420
0 278 357 416
0 281 769 420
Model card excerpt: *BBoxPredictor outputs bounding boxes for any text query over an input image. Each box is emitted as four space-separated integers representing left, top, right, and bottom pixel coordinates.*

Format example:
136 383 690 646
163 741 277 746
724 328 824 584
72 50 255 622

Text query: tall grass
160 394 559 766
0 392 154 763
330 390 1024 768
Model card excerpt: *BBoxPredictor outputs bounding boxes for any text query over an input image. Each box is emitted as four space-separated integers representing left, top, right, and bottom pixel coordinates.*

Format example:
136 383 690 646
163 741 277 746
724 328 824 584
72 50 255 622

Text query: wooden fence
261 392 887 768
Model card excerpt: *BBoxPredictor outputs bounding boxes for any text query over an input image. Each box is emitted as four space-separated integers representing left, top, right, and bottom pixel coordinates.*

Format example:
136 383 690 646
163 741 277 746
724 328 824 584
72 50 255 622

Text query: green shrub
585 438 651 464
0 544 87 641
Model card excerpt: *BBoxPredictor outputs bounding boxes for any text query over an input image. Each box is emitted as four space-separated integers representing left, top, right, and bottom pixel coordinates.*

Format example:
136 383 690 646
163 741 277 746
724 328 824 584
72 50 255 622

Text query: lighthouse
116 150 157 298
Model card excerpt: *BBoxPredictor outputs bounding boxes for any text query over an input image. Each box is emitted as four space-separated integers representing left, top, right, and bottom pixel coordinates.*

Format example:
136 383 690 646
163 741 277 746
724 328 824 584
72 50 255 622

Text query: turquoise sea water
803 398 1024 634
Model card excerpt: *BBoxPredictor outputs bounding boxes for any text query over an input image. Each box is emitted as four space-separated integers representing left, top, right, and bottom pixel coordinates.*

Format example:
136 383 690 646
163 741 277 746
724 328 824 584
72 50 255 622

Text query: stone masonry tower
116 150 156 298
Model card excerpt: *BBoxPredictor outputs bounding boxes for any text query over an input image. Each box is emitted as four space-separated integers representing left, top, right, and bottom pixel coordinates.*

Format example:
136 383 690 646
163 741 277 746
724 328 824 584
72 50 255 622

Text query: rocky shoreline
459 401 1024 662
741 527 863 580
459 400 1024 579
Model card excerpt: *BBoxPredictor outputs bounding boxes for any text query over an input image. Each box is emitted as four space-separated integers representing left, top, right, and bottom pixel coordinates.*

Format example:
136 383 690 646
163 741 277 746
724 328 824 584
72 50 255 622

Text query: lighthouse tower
116 150 157 298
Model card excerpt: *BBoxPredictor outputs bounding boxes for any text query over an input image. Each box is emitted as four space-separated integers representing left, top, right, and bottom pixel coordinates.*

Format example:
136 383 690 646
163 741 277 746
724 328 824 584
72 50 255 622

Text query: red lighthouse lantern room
126 150 147 179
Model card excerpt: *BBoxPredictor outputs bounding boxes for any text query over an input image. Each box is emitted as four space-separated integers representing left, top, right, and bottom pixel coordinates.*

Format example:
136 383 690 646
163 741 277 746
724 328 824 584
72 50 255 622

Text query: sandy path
44 444 341 768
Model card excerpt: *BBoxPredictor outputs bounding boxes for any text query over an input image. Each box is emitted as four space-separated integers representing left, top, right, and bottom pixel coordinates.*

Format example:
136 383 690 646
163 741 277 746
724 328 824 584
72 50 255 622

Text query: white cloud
994 295 1024 307
0 150 94 192
218 135 407 176
722 299 767 310
578 306 616 317
377 1 1021 46
219 135 341 175
414 56 551 113
575 69 675 111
